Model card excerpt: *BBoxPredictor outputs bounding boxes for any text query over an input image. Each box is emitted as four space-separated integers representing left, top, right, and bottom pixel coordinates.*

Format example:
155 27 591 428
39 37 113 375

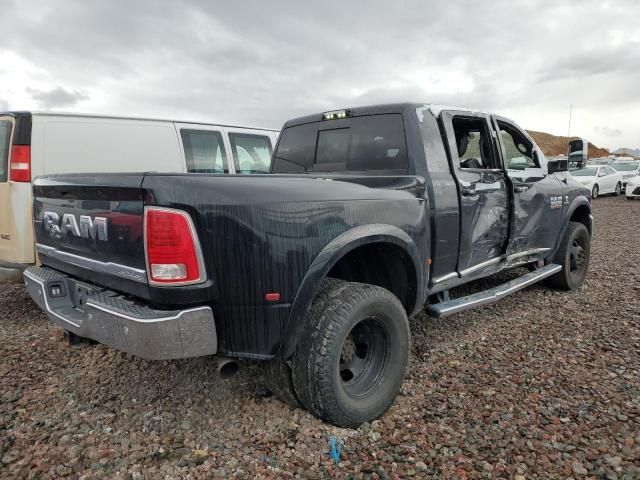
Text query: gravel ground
1 196 639 479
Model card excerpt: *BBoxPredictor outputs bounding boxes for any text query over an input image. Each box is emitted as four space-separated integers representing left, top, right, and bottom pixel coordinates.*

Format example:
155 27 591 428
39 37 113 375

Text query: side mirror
548 159 568 174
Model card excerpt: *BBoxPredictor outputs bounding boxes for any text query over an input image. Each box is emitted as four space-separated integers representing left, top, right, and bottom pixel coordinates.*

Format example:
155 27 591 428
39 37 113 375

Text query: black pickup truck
24 103 592 427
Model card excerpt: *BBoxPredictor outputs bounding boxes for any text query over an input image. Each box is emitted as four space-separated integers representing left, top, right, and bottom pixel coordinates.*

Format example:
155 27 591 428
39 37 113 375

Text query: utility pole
567 104 573 139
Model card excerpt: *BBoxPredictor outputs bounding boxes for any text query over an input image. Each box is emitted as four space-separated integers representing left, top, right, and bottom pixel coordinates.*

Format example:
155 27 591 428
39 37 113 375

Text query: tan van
0 112 279 278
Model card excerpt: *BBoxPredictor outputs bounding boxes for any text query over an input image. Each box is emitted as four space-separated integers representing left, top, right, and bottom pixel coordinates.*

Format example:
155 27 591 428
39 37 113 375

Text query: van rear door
0 114 35 267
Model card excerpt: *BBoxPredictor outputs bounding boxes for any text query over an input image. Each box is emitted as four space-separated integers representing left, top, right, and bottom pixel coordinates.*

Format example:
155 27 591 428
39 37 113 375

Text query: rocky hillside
611 147 640 156
527 130 610 158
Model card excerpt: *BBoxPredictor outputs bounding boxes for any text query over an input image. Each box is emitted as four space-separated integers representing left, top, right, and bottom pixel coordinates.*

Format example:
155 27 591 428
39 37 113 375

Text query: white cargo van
0 112 279 275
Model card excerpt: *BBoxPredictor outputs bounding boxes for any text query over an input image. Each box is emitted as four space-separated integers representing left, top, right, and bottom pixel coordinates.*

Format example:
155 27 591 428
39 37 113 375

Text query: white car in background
611 161 640 192
571 165 623 199
626 175 640 199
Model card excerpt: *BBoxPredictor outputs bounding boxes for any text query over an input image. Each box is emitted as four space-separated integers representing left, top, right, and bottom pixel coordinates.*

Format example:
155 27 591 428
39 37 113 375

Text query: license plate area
71 281 99 310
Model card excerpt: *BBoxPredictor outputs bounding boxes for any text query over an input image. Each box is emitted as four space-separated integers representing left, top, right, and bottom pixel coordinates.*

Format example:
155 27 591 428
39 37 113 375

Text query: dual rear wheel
262 279 409 428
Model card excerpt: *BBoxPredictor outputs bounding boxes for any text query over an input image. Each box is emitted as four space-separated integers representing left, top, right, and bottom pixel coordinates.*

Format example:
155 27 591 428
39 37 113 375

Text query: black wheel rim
568 236 588 280
339 317 390 398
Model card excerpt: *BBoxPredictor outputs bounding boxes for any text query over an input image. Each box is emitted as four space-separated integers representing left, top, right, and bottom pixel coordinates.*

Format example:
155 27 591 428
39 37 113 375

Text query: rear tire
547 221 591 291
591 184 599 199
614 182 621 196
262 359 301 408
292 279 410 428
263 278 345 410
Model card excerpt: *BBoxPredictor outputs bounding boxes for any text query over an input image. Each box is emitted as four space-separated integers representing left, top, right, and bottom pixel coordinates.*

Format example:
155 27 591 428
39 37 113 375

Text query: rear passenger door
440 111 509 277
175 124 232 174
224 128 275 174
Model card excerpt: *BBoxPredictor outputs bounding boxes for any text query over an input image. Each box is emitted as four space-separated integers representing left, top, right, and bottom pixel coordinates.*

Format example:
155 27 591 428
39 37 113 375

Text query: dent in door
459 171 509 271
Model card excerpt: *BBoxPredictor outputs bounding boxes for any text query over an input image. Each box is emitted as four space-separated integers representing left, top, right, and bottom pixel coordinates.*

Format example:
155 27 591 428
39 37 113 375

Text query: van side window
181 129 228 173
0 120 11 182
451 117 496 170
497 121 538 170
228 133 272 174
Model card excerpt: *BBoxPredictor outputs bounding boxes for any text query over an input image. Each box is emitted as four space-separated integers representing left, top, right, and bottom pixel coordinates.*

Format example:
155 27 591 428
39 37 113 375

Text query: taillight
144 207 206 285
10 145 31 182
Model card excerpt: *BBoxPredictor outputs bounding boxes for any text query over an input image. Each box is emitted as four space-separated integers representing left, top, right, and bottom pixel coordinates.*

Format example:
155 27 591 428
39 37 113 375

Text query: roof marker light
323 110 349 120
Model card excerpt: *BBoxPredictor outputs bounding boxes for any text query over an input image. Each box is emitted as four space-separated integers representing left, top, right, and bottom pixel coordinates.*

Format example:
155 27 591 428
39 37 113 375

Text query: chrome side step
426 264 562 318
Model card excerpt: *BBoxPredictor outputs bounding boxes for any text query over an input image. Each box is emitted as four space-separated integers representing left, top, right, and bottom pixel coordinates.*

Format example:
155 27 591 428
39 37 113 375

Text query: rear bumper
24 266 217 360
0 266 25 284
0 261 30 271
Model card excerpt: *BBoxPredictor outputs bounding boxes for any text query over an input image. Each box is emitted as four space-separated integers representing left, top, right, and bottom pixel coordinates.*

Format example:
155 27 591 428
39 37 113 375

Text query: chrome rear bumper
24 266 217 360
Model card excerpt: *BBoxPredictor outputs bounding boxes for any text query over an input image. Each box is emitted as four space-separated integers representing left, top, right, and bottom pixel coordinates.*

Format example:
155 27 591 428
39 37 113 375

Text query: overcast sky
1 0 639 150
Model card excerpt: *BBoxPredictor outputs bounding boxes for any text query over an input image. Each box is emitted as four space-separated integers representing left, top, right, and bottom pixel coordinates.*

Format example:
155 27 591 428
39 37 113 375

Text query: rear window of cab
272 114 408 174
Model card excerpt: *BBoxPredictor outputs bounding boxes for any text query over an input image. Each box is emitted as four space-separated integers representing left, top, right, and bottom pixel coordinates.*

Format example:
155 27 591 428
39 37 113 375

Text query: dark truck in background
24 103 593 427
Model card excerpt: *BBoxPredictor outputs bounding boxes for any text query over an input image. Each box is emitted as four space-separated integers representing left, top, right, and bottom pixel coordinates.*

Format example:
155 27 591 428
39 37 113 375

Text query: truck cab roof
282 102 489 128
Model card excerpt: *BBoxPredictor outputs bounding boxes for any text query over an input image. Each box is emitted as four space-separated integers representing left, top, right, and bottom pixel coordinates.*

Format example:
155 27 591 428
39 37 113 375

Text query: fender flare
278 224 424 358
552 196 592 256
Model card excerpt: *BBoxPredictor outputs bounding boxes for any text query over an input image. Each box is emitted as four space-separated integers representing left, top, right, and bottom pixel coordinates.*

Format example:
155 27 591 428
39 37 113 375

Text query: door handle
514 185 530 193
461 185 476 197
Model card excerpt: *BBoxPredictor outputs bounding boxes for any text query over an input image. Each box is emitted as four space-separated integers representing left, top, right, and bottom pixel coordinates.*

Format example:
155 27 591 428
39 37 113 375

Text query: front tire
292 279 410 428
591 184 599 199
614 182 621 196
547 221 591 291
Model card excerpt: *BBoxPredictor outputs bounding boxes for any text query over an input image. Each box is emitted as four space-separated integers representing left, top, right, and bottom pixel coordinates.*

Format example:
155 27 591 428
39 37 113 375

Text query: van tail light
10 145 31 182
144 207 206 285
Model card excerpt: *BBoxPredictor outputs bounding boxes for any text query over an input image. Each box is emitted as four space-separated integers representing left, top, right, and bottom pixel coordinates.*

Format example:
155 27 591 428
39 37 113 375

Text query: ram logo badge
43 212 108 241
549 196 563 209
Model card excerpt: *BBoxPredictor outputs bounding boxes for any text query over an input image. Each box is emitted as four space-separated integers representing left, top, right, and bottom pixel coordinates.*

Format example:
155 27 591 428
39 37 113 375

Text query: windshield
611 162 639 172
572 167 597 177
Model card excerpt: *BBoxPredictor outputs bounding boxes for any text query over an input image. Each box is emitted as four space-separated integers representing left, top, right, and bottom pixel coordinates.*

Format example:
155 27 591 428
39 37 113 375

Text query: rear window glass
0 120 11 182
229 133 272 174
272 114 408 174
181 129 228 173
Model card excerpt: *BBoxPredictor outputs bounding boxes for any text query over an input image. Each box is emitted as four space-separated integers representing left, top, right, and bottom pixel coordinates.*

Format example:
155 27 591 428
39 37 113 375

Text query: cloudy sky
1 0 639 150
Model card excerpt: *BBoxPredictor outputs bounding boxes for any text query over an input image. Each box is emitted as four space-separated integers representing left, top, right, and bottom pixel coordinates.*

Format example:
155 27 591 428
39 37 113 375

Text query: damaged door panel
493 117 564 262
440 111 509 277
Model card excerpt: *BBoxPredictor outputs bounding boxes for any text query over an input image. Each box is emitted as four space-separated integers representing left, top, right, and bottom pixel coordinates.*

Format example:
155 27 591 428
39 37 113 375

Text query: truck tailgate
33 174 147 292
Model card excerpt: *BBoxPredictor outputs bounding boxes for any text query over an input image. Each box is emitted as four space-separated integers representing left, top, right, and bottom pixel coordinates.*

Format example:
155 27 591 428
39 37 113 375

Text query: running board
426 264 562 318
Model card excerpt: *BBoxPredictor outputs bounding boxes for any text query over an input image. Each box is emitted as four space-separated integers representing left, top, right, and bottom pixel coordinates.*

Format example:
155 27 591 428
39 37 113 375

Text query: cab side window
452 117 496 170
497 122 538 170
181 129 229 173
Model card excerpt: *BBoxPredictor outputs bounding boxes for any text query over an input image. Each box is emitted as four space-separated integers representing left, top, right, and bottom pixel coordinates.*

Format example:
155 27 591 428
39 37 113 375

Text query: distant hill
611 147 640 156
527 130 610 158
